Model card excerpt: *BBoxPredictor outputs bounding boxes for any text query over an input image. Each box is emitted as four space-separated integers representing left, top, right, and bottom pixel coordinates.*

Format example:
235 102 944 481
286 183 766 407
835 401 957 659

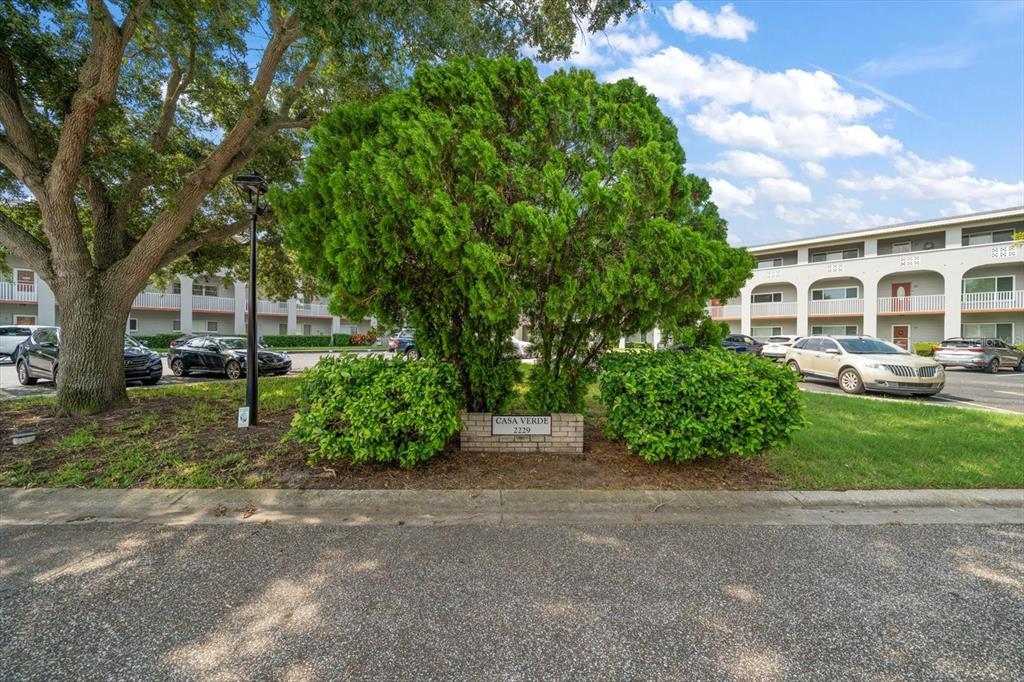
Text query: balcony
256 299 288 315
877 294 944 315
192 294 235 312
297 302 331 317
961 290 1024 312
132 291 180 310
706 304 741 319
808 298 864 316
750 301 797 318
0 281 38 303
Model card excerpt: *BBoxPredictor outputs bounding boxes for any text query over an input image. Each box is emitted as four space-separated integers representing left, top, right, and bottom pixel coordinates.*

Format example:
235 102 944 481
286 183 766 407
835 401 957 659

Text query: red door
892 325 909 350
891 282 910 312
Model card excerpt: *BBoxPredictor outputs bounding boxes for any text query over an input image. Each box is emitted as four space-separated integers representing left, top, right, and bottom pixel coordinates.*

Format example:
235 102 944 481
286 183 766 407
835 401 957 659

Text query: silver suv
934 338 1024 373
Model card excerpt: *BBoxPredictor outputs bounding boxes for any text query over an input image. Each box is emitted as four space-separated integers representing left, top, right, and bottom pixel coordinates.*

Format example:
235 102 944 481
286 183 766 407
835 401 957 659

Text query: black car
16 328 163 386
721 334 764 355
167 336 291 379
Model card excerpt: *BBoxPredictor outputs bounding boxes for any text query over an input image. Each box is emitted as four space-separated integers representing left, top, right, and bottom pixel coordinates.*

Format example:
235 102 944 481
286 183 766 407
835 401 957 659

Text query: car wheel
171 359 188 377
838 367 865 394
986 358 999 374
405 348 421 360
16 360 37 386
786 360 803 378
224 359 242 379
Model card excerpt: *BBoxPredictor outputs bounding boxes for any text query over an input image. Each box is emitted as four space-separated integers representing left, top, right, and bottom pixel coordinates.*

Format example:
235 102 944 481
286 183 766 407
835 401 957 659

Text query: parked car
761 335 802 360
785 335 944 396
722 334 763 355
16 329 163 386
167 336 291 379
1 324 45 363
387 328 419 359
510 336 535 359
933 338 1024 373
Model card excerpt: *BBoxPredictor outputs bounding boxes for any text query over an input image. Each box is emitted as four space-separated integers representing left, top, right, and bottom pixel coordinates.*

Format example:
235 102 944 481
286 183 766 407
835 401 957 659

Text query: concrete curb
1 488 1021 528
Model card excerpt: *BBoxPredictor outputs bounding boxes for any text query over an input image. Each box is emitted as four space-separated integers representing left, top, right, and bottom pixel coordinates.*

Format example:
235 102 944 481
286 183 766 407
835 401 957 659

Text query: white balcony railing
297 302 331 317
877 294 945 314
808 298 864 316
961 290 1024 311
192 294 235 312
132 291 180 309
0 281 38 302
256 299 289 314
750 301 797 317
705 304 742 319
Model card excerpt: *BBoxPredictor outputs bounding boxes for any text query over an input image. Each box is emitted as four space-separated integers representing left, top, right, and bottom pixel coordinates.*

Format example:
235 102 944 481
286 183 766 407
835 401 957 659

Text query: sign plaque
491 415 552 436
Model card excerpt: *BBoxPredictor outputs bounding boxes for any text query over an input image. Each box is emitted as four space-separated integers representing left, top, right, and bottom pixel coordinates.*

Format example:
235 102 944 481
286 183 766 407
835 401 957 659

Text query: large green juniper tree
274 58 752 413
0 0 641 415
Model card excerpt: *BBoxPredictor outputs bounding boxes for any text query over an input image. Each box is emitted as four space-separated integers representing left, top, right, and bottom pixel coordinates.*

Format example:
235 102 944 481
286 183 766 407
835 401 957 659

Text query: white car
761 334 802 360
0 325 45 363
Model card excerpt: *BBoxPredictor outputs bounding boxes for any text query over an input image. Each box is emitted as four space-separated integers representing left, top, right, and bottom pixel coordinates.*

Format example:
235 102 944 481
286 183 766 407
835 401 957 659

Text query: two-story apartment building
1 259 373 339
707 206 1024 347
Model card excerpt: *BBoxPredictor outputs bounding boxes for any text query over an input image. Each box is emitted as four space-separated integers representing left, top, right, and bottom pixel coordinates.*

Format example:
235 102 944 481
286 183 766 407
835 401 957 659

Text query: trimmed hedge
332 333 351 346
287 355 460 468
132 333 182 348
913 342 937 357
261 334 332 348
599 349 804 463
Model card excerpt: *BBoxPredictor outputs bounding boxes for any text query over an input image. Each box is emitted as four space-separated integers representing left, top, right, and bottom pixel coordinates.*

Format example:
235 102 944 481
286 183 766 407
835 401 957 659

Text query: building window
303 323 312 335
812 325 859 335
172 319 181 331
963 229 1013 246
811 248 860 263
962 275 1014 295
196 284 218 297
14 315 36 325
206 321 218 332
757 257 783 269
961 323 1014 343
279 323 288 334
172 281 182 294
892 242 912 254
812 286 859 300
127 318 138 332
751 326 782 340
751 292 783 303
15 269 35 292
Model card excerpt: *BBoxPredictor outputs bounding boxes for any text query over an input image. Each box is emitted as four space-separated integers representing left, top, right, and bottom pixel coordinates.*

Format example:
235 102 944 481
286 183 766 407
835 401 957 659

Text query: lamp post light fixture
232 171 269 427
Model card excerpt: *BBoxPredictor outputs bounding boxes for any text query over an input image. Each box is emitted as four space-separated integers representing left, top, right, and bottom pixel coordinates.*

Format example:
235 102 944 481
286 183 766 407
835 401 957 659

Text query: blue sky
530 0 1024 246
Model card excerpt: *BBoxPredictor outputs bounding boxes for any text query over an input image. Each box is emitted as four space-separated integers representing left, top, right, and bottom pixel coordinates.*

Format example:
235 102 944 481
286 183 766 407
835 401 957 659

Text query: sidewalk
2 488 1021 527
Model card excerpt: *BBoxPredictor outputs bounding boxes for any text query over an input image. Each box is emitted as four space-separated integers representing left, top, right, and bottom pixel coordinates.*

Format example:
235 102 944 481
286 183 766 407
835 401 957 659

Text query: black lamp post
232 171 269 426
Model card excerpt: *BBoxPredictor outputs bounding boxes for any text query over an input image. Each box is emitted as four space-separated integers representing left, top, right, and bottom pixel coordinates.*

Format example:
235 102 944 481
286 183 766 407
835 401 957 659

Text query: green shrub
599 349 804 463
332 333 352 346
132 333 181 348
1016 343 1024 352
261 334 331 348
287 355 460 468
625 341 654 350
913 341 938 357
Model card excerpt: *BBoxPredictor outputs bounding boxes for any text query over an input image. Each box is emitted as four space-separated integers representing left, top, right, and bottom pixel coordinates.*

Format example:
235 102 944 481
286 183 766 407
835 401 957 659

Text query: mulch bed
0 396 780 490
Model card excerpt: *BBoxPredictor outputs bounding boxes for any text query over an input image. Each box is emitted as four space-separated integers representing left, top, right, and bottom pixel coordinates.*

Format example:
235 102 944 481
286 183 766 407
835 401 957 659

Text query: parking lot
2 351 1022 414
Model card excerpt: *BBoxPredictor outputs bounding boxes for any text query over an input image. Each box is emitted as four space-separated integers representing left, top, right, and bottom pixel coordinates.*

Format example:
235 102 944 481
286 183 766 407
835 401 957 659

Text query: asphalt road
1 522 1021 680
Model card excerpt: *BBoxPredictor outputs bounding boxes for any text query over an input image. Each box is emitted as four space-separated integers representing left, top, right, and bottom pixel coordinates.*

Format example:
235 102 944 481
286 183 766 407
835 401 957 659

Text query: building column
943 268 962 339
233 282 246 334
36 276 57 325
331 316 342 336
286 299 297 335
796 281 809 336
651 327 662 348
862 275 879 337
739 285 752 335
179 276 193 333
618 336 626 349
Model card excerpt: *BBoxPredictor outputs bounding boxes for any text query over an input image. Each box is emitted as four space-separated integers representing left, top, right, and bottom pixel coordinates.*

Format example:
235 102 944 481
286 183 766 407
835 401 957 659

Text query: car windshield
217 338 248 350
837 338 908 354
124 335 143 349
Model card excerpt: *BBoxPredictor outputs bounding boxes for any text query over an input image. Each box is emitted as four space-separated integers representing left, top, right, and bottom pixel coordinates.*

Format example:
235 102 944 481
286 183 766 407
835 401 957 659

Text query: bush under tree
288 355 460 468
599 350 804 462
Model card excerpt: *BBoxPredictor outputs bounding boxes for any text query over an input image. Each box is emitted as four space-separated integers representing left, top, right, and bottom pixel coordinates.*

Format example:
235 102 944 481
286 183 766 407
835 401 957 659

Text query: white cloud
774 204 901 230
705 150 790 177
801 161 828 180
855 43 975 78
709 177 756 216
837 153 1024 209
831 194 863 210
686 104 901 159
602 29 662 56
757 178 813 203
662 1 757 41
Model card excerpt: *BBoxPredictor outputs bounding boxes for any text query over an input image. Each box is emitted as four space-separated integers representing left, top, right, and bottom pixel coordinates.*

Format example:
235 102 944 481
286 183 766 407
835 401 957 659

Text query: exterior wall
878 316 945 346
959 311 1024 343
877 271 944 297
808 317 862 335
0 303 40 325
128 311 180 335
749 320 797 339
877 231 945 254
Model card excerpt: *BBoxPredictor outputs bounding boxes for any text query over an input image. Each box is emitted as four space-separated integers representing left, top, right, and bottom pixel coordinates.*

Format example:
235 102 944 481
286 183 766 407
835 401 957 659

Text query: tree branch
0 134 45 196
0 210 53 281
0 49 40 173
158 216 257 269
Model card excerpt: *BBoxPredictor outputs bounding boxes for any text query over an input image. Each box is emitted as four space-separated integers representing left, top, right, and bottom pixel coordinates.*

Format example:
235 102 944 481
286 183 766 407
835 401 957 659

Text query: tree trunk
53 282 131 415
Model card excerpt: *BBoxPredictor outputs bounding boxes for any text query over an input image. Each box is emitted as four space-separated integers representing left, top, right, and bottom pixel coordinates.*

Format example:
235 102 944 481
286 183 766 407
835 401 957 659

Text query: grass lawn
1 376 1020 490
